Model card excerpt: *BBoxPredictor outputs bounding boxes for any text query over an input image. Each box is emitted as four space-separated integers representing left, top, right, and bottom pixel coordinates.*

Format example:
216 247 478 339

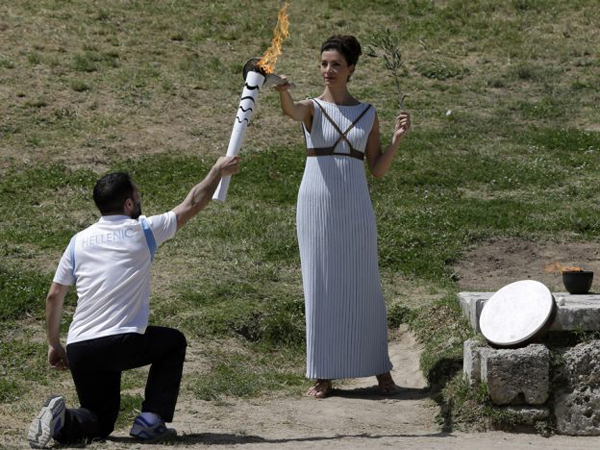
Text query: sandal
307 379 332 398
376 373 398 394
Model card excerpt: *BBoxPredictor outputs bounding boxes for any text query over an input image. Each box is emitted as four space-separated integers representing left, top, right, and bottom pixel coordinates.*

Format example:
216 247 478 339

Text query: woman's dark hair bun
321 35 362 67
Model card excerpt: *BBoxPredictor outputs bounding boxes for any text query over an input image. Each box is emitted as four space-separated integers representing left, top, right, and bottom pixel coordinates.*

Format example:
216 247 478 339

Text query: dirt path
80 327 600 449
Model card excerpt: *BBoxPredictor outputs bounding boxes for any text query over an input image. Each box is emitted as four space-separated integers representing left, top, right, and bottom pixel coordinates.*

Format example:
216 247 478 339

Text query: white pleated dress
298 98 393 379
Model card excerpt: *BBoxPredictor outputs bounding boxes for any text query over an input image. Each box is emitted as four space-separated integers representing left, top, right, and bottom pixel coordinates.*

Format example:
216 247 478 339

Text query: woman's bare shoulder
298 98 314 107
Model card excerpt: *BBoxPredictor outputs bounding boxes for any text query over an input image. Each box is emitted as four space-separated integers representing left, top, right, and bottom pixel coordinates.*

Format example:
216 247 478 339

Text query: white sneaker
27 396 66 448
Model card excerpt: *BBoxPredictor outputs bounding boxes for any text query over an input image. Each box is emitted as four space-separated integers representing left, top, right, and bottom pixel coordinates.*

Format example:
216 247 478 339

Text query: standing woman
275 35 411 398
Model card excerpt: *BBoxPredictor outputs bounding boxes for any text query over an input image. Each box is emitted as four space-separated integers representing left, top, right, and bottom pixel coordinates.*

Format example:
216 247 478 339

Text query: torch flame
545 262 584 273
257 1 290 74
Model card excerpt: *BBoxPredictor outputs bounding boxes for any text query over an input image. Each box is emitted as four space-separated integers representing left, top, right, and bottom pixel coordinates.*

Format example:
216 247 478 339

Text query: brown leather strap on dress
329 104 372 152
309 99 372 160
307 147 365 160
313 100 349 148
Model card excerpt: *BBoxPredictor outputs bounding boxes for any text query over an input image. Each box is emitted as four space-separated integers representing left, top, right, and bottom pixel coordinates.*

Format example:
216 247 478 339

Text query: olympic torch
212 0 290 203
212 62 265 202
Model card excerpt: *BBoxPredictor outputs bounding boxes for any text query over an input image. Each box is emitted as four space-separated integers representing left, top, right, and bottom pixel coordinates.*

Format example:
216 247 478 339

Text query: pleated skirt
297 155 393 379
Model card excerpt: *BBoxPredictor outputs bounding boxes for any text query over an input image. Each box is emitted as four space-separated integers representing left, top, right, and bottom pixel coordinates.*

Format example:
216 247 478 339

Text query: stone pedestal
460 293 600 435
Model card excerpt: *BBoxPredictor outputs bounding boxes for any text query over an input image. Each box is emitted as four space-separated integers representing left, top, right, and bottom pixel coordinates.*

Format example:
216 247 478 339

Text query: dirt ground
454 237 600 292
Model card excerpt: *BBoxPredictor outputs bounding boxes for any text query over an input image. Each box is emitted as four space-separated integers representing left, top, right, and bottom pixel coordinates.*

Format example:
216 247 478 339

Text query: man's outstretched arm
172 156 239 231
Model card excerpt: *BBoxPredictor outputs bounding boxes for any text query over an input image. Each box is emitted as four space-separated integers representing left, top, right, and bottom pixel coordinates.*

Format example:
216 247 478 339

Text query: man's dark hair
93 172 135 215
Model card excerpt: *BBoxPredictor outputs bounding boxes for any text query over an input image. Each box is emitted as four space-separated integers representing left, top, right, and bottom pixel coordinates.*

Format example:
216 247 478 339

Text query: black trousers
54 326 187 444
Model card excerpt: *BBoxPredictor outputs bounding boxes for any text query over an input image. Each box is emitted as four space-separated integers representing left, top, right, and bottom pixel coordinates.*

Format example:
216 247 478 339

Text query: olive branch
366 34 407 111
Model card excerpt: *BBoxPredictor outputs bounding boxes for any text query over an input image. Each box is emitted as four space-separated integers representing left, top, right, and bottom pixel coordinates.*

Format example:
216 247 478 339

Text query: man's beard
130 201 142 220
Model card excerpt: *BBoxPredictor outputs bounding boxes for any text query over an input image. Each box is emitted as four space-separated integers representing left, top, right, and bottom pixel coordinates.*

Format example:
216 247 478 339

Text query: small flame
257 1 290 74
545 262 584 273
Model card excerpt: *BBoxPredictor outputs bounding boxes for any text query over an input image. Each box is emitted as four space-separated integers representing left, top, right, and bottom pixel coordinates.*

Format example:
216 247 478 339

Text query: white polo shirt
53 212 177 344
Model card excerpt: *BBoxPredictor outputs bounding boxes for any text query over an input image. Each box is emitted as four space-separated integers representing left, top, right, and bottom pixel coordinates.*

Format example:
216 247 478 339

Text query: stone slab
459 292 600 333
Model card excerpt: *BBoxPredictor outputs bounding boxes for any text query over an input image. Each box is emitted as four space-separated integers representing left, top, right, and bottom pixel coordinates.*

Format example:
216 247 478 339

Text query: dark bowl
562 270 594 294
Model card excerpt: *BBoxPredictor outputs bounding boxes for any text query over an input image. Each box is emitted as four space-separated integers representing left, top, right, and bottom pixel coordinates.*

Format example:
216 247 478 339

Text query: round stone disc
480 280 554 347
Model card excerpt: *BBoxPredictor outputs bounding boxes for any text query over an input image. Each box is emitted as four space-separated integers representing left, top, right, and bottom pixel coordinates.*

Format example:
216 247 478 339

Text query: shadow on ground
330 386 430 401
426 356 464 433
109 431 453 446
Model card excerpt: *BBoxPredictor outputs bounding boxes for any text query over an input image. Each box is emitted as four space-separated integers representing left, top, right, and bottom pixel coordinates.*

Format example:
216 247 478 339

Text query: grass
0 379 22 404
190 349 306 401
71 80 91 92
0 0 599 442
0 267 51 321
115 394 144 429
164 277 305 347
409 294 473 388
437 375 553 434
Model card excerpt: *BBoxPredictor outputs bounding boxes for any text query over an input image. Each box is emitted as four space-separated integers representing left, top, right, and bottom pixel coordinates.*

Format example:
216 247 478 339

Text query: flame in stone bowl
545 262 583 273
257 1 290 74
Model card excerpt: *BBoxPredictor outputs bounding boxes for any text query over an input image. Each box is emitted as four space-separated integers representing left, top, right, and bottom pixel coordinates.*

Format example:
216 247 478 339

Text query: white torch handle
213 120 249 202
213 70 265 203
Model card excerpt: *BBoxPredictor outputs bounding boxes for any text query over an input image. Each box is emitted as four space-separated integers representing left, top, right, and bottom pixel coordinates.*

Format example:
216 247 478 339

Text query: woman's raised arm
275 78 313 126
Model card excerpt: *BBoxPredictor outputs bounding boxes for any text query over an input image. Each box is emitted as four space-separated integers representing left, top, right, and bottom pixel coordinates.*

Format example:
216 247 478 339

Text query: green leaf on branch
367 31 408 110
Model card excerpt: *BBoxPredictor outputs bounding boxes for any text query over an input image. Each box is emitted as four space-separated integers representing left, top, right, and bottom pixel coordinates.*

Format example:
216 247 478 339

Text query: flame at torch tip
257 0 290 74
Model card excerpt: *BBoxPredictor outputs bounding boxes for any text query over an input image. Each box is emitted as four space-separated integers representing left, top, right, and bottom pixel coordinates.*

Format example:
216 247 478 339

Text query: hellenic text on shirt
80 228 137 249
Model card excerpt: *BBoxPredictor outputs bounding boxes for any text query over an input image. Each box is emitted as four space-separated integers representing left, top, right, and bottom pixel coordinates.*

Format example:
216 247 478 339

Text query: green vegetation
115 394 144 429
0 379 22 404
0 0 599 440
0 339 56 404
0 268 51 321
437 375 552 435
167 277 305 347
191 350 306 401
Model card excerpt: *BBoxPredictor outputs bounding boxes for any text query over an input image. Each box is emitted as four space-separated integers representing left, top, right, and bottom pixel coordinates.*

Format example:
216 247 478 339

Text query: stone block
462 340 549 406
481 344 550 405
555 340 600 435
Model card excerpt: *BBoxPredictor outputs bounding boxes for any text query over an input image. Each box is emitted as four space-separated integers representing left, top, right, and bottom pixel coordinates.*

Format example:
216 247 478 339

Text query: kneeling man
28 156 239 448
